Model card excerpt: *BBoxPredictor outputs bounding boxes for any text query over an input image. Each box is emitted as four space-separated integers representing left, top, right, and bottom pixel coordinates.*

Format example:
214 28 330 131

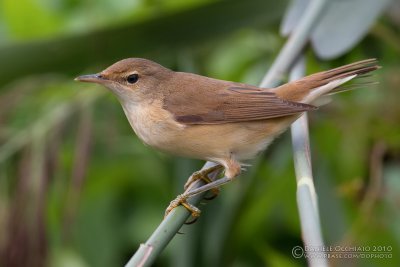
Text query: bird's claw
164 194 201 221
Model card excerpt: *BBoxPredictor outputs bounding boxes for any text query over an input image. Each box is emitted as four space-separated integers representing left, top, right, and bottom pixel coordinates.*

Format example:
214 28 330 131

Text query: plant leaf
281 0 392 59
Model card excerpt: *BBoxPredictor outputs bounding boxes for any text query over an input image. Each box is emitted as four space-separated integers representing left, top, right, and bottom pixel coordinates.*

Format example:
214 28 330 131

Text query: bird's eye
127 74 139 84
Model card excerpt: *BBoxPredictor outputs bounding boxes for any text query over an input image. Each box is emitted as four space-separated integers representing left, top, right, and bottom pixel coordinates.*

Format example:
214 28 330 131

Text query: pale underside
121 99 300 178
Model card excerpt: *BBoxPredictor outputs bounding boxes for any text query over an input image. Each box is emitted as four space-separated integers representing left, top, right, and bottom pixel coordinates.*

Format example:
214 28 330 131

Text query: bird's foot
164 193 201 223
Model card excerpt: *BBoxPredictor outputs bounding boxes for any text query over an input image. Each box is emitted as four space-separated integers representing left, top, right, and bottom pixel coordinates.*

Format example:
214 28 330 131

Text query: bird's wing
163 86 317 125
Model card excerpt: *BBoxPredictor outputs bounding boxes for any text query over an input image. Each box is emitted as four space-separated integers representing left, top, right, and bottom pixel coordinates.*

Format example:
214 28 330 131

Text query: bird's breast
121 100 185 150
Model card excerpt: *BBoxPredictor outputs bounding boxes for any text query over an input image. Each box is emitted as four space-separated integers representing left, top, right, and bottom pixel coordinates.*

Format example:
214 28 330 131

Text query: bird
75 58 379 218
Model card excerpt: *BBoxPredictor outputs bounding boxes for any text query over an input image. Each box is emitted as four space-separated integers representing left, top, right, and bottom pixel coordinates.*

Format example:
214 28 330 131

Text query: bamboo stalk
125 162 220 267
290 56 327 267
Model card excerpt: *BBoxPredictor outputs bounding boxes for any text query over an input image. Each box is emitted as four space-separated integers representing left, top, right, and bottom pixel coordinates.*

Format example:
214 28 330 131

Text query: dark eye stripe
127 74 139 84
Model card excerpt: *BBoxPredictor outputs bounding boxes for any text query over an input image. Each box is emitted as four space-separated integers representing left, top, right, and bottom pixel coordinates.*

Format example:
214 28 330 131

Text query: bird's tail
275 59 380 105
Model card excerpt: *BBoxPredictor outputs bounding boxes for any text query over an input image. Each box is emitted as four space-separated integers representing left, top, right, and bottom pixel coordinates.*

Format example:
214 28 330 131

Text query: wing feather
163 85 316 125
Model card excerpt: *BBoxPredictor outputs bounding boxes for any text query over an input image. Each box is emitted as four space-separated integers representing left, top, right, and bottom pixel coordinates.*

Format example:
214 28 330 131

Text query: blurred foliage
0 0 399 267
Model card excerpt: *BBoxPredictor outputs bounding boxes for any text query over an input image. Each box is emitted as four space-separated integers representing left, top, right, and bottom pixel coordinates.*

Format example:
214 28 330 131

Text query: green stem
261 0 328 87
125 162 219 267
290 56 327 267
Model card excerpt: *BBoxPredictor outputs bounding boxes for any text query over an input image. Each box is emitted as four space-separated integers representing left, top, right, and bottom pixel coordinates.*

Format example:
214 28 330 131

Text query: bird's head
75 58 171 103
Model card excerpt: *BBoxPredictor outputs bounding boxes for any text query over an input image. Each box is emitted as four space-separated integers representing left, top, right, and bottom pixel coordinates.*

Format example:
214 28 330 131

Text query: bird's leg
164 176 237 220
184 164 223 198
164 164 223 221
164 159 241 220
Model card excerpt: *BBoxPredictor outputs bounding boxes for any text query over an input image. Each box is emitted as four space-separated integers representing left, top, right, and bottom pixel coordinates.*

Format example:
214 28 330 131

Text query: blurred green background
0 0 399 266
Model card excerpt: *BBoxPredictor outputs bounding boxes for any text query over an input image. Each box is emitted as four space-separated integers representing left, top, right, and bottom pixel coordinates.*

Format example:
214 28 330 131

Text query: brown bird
75 58 378 218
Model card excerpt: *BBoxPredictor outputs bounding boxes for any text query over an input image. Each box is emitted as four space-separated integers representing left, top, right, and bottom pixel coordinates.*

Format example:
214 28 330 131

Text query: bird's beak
74 73 106 83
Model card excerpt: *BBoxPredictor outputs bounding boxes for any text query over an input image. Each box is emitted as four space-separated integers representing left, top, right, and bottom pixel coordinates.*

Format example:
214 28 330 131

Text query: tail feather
323 59 378 77
328 80 379 95
275 59 380 103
